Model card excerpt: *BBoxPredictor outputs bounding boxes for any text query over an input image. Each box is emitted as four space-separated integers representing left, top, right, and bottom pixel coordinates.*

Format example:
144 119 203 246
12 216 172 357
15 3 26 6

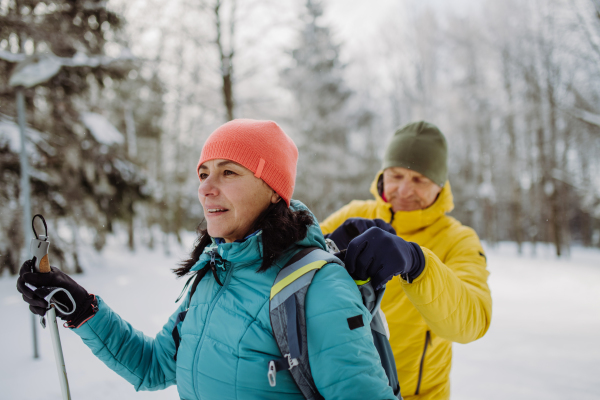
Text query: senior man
321 121 492 400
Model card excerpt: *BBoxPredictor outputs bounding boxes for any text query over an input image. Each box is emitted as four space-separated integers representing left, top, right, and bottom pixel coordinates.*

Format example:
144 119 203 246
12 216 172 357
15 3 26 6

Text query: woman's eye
199 173 208 180
224 170 235 176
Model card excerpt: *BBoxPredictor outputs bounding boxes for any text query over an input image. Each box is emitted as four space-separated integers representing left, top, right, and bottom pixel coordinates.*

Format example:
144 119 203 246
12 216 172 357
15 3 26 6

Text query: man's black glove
340 227 425 290
16 259 97 328
326 218 396 251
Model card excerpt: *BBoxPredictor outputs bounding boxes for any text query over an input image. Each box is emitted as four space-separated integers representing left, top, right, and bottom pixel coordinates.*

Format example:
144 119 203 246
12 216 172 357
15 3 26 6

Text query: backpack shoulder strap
356 281 402 398
171 265 212 361
268 247 341 400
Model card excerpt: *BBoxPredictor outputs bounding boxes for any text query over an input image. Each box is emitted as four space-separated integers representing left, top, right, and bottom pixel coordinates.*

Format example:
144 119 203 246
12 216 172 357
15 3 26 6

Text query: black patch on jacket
347 315 364 330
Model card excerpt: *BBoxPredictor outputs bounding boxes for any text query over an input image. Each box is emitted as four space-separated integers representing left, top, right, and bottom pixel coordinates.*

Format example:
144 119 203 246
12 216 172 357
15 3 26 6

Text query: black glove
16 259 97 328
340 227 425 290
326 218 396 251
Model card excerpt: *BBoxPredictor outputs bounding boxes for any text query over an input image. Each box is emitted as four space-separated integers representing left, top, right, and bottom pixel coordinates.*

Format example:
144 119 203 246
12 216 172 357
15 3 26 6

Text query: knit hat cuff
197 140 294 206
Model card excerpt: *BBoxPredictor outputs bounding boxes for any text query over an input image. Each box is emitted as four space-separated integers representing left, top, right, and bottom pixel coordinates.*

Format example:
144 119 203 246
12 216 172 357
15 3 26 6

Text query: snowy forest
2 0 600 276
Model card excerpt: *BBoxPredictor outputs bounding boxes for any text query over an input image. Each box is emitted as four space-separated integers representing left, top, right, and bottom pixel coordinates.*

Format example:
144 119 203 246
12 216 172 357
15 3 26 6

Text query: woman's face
198 159 280 243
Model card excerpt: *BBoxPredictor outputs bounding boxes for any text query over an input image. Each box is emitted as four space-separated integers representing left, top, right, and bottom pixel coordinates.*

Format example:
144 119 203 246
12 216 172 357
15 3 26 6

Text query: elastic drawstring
210 248 224 286
175 248 225 302
175 274 197 303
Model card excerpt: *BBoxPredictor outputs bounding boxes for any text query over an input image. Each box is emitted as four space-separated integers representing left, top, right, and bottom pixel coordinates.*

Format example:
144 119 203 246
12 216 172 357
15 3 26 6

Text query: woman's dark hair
174 201 314 277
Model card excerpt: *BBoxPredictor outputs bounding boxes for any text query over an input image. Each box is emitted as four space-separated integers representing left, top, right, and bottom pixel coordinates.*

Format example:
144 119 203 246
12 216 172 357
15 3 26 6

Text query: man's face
382 167 443 212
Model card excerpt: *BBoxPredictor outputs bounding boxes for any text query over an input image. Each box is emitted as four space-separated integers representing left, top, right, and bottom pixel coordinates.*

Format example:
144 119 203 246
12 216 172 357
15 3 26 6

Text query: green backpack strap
268 247 341 400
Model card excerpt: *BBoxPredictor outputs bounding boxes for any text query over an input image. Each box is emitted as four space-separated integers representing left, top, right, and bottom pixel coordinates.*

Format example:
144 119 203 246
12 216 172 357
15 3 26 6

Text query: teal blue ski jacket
73 201 396 399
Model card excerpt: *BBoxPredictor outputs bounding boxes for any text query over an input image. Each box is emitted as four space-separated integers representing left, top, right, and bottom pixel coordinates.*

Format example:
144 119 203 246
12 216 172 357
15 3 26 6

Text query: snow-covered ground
1 236 599 399
450 242 600 400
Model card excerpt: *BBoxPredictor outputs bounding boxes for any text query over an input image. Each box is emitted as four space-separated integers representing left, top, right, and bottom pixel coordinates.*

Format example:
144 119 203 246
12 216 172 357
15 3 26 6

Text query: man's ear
270 191 281 204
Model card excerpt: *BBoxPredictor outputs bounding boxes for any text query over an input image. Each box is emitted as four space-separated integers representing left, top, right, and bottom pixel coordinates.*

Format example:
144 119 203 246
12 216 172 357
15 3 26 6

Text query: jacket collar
190 199 327 272
369 170 454 235
190 232 263 272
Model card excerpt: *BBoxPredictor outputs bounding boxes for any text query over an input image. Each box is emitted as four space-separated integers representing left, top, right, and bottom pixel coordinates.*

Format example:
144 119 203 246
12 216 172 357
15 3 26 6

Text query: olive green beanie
382 121 447 187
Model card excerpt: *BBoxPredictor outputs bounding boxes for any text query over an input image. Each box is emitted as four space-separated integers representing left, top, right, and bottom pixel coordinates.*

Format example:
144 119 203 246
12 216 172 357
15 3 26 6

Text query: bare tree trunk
124 105 137 159
528 128 538 255
543 35 563 257
171 42 188 246
478 120 495 245
69 218 83 273
127 196 135 251
535 126 551 244
520 37 545 252
215 0 236 121
521 5 563 257
502 49 524 253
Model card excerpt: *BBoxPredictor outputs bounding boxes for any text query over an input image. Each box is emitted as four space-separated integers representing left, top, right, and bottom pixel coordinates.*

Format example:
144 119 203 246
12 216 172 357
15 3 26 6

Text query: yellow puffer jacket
320 172 492 400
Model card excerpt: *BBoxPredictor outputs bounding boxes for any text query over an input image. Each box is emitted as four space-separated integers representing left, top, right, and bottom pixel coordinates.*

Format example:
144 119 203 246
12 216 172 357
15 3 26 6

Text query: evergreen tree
281 0 378 220
0 0 149 274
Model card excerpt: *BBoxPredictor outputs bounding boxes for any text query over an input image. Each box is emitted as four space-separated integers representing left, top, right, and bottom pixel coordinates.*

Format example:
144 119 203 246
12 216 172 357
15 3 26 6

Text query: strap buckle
268 360 277 387
285 353 299 370
267 354 299 387
324 238 339 254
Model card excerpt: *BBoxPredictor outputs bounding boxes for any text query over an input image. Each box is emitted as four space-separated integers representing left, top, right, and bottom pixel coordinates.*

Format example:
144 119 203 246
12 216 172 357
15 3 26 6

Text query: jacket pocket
415 330 431 395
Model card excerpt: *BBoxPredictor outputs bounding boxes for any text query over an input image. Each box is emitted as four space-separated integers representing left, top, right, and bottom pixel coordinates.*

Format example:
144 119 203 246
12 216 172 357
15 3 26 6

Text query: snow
8 55 62 88
568 107 600 128
0 119 34 155
0 50 27 63
1 238 599 399
0 114 56 161
80 112 124 145
61 50 135 68
0 232 188 400
451 242 600 400
112 158 139 183
0 49 135 75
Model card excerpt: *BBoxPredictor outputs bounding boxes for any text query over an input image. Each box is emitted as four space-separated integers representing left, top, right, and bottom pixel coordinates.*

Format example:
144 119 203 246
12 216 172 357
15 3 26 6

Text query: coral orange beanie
197 119 298 206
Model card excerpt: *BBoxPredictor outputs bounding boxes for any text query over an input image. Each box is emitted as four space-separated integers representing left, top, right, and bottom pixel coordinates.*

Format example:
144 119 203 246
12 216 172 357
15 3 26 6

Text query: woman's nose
198 175 218 197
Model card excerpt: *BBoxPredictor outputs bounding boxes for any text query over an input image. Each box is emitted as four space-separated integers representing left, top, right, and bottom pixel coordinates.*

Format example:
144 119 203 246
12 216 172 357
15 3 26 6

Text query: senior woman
17 119 396 399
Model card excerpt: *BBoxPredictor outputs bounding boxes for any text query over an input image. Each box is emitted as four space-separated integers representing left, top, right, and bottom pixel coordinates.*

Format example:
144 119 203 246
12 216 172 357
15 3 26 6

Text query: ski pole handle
30 214 50 273
30 214 72 399
30 236 50 273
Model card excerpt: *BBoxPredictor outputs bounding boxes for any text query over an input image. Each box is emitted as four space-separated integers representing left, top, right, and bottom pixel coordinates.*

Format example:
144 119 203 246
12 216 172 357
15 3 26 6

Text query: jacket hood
191 199 326 272
369 170 455 235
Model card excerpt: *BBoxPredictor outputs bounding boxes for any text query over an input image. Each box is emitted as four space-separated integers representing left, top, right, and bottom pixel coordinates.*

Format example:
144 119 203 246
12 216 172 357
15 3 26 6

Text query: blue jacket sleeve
306 263 396 400
71 295 188 391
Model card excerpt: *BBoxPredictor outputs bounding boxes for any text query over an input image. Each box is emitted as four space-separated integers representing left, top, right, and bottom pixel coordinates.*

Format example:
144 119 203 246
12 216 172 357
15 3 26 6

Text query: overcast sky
319 0 476 61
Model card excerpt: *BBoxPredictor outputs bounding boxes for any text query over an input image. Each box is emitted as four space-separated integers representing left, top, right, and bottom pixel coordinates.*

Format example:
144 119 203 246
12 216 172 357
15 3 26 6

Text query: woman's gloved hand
16 259 98 328
341 227 425 290
326 218 396 251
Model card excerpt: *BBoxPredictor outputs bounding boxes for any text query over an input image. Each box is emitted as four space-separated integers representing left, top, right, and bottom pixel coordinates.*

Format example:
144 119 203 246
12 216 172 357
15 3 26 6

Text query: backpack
267 245 402 400
171 245 402 399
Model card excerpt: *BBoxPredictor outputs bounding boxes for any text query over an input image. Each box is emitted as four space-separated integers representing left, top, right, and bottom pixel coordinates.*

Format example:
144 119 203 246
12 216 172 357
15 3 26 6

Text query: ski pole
30 214 72 400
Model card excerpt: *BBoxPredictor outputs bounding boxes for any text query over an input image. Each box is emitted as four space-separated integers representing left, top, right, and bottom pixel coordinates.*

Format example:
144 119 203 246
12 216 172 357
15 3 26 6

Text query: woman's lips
205 207 229 216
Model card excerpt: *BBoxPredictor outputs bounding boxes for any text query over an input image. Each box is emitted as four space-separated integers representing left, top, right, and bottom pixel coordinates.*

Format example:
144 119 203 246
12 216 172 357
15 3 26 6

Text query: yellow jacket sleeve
320 200 379 235
401 228 492 344
320 202 358 235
